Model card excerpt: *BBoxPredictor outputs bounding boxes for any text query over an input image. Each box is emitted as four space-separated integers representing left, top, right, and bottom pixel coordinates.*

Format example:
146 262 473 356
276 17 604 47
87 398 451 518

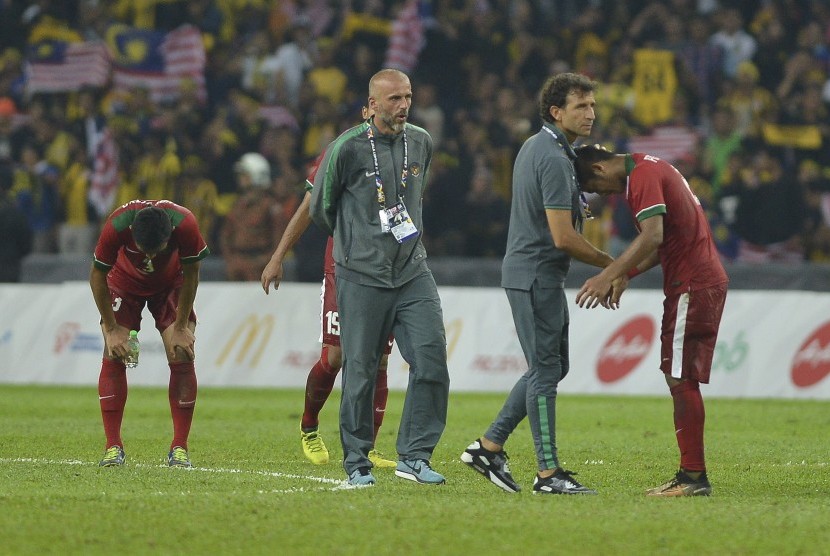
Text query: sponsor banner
1 283 829 399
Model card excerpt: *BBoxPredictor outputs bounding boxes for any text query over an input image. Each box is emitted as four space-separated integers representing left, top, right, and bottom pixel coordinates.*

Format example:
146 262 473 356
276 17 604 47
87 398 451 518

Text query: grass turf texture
1 385 828 555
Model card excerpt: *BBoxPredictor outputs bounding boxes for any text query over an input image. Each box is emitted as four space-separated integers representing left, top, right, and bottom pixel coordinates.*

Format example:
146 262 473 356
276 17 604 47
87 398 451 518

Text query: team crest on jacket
410 162 421 177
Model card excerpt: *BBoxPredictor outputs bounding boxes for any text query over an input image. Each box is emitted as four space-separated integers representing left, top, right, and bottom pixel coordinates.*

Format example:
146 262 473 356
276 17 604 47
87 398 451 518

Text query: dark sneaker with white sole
533 468 597 495
395 459 446 484
460 439 520 493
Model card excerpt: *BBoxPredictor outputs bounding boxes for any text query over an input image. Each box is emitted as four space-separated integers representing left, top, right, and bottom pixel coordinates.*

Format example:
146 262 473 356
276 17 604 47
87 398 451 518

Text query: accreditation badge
387 202 418 243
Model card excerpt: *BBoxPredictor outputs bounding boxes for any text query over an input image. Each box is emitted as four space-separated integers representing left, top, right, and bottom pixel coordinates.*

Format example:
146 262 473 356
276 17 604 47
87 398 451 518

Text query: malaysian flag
108 24 206 104
627 126 700 164
88 127 119 218
384 0 425 73
25 40 110 94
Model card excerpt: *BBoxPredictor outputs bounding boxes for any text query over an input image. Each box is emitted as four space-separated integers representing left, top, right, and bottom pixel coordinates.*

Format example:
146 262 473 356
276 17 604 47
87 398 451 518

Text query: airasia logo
597 315 655 383
791 321 830 388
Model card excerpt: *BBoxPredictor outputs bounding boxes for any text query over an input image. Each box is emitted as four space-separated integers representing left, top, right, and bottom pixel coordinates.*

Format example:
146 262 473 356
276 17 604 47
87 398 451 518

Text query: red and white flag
384 0 425 73
88 127 120 218
25 41 110 94
110 24 206 104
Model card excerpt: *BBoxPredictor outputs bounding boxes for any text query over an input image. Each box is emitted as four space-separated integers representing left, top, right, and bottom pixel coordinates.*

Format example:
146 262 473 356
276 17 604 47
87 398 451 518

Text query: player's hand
609 276 629 309
261 258 284 294
103 324 131 361
575 275 613 309
168 326 196 361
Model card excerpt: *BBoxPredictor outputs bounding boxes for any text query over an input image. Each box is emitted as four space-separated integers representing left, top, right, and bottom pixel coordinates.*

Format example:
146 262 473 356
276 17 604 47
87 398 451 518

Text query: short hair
538 73 597 124
368 68 409 97
573 144 617 185
132 206 172 251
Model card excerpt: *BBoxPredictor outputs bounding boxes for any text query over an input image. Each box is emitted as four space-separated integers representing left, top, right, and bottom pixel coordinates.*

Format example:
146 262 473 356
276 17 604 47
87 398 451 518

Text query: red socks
98 358 128 449
670 380 706 472
301 345 391 438
301 345 339 431
372 367 388 443
168 361 197 451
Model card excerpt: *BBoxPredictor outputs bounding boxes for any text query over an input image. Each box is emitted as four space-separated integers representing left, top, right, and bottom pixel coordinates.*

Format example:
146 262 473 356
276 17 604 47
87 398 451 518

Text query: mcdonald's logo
216 314 274 367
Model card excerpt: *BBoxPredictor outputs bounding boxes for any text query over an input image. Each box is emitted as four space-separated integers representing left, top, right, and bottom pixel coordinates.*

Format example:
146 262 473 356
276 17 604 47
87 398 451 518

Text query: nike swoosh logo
365 171 376 177
99 395 116 400
125 247 141 253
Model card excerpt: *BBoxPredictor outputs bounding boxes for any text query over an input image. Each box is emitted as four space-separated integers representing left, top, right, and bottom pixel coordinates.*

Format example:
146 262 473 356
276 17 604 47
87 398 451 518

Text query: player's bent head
574 145 617 191
132 206 173 254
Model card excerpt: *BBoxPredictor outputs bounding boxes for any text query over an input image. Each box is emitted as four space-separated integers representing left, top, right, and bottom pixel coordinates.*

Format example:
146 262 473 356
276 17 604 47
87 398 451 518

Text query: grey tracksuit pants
336 271 450 475
485 284 570 471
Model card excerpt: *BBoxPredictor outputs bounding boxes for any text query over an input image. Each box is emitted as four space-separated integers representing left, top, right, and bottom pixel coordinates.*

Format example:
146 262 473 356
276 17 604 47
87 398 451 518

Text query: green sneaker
167 446 192 468
99 445 126 467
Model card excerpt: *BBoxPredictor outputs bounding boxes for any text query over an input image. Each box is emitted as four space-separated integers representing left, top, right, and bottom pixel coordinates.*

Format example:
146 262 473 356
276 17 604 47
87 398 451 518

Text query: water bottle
125 330 140 368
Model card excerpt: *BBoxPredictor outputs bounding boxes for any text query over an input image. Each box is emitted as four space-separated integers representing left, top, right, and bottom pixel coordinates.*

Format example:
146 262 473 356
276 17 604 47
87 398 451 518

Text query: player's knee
322 344 342 372
668 376 699 394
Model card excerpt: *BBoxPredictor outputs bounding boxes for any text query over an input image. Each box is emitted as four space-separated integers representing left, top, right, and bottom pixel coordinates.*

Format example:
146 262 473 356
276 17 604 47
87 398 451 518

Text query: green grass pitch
1 384 828 555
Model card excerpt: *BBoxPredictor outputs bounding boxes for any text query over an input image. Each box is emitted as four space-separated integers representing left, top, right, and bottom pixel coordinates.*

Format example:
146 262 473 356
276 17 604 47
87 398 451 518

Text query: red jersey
626 154 728 293
93 200 210 296
305 151 337 275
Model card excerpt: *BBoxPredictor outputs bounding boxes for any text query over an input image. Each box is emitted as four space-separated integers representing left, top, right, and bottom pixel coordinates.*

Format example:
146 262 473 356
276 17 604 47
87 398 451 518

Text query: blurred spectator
258 18 316 108
179 154 220 247
12 142 60 253
709 7 757 79
57 137 96 254
461 156 508 257
410 81 444 149
221 152 288 281
306 38 347 105
677 16 723 121
702 104 743 195
799 159 830 262
0 163 33 281
730 149 805 263
718 61 777 141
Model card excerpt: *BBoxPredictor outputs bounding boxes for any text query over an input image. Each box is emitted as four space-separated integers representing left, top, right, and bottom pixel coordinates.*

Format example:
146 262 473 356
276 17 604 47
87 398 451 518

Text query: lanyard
366 123 408 210
541 125 593 219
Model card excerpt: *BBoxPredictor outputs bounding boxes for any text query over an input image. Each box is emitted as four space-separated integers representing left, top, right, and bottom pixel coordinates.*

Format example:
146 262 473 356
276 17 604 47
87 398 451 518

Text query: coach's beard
381 112 407 134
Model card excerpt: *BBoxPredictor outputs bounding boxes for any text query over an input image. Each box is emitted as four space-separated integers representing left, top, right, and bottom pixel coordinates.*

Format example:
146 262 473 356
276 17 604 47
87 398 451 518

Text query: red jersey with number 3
93 200 210 296
626 154 728 293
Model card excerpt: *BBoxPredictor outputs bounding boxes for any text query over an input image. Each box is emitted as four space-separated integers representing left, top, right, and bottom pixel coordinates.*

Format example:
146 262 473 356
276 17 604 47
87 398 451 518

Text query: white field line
0 457 361 492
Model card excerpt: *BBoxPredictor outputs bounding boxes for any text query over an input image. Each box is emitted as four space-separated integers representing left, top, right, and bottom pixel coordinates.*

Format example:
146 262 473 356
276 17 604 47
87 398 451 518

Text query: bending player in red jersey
261 108 396 468
90 200 210 468
573 146 729 496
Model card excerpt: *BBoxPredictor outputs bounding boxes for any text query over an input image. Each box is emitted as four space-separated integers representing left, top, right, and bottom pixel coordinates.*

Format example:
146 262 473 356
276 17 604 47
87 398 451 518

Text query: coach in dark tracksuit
309 69 449 487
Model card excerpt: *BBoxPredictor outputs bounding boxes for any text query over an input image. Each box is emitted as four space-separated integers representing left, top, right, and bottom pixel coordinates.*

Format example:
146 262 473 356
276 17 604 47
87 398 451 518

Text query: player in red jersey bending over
261 110 396 468
91 200 210 468
573 146 728 496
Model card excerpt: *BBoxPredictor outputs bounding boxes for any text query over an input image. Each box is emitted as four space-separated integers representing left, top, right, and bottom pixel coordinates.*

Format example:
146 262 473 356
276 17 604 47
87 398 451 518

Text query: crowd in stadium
1 0 829 281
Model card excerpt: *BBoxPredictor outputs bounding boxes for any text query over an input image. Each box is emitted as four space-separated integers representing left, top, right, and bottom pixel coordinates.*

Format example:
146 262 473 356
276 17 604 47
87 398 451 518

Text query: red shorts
320 270 393 355
660 283 727 383
108 285 197 333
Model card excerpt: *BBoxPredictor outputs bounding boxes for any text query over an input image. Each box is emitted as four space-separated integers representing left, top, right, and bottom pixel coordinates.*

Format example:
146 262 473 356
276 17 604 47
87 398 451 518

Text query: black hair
573 144 617 186
132 206 172 251
538 73 597 124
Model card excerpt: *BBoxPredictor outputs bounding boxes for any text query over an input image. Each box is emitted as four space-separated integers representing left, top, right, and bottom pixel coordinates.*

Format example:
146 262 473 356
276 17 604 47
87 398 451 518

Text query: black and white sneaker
460 439 520 493
533 469 597 495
